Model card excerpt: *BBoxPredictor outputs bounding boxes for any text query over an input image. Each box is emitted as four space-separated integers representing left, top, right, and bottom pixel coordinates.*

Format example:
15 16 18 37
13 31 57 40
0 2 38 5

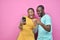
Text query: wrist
40 23 44 26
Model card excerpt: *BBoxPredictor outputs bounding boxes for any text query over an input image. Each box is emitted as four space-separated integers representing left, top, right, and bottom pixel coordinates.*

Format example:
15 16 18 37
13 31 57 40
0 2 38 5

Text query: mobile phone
22 17 26 22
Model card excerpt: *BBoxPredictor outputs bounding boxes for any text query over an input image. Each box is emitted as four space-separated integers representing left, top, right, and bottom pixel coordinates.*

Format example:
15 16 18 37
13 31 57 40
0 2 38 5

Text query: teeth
30 16 32 18
30 16 33 18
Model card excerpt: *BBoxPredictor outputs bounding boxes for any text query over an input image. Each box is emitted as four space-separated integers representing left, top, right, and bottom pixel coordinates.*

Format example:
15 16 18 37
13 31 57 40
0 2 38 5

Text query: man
36 5 53 40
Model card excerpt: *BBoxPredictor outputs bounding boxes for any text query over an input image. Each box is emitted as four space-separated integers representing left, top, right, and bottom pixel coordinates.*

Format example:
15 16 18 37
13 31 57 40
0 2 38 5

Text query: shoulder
33 18 37 21
44 14 51 19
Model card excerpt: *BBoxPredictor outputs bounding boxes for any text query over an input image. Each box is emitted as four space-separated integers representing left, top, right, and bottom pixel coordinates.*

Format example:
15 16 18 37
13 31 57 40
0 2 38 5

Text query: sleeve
45 15 52 25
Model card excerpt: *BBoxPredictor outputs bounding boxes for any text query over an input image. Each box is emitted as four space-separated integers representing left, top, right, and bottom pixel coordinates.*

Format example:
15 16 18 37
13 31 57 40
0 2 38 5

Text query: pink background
0 0 60 40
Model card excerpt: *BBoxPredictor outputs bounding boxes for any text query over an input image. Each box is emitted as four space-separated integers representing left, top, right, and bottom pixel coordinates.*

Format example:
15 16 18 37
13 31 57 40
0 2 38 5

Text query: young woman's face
28 9 34 19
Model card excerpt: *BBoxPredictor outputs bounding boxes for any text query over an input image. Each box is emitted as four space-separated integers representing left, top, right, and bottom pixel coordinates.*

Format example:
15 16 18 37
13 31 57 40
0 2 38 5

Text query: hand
37 19 42 25
19 21 23 30
21 20 26 25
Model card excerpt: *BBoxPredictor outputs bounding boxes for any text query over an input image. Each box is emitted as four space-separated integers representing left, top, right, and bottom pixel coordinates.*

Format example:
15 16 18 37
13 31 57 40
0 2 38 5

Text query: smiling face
37 7 44 17
36 5 45 17
27 8 35 19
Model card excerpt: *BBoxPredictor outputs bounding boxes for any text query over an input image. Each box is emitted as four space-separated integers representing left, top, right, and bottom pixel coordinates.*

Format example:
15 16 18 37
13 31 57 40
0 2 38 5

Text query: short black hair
37 5 44 10
27 8 35 12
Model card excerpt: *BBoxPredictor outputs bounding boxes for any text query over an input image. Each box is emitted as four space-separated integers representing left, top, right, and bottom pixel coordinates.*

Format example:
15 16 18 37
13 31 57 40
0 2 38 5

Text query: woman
17 8 37 40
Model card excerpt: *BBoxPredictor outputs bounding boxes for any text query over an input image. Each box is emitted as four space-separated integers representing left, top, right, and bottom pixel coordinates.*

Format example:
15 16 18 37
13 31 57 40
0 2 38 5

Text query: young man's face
37 7 44 17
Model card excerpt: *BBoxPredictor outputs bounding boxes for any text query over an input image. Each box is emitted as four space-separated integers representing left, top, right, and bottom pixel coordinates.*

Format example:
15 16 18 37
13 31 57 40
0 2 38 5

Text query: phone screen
22 17 26 22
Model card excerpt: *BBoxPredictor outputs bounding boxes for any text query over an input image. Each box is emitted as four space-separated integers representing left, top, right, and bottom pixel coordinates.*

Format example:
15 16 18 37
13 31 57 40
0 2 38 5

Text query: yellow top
17 16 35 40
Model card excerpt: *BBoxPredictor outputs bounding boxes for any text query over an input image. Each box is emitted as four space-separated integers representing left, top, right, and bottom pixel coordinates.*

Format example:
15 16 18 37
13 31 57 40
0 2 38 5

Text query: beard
38 13 43 17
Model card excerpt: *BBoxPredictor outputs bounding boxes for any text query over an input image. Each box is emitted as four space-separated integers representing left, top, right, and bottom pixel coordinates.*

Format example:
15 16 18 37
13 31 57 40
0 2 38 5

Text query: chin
38 14 42 17
30 17 33 19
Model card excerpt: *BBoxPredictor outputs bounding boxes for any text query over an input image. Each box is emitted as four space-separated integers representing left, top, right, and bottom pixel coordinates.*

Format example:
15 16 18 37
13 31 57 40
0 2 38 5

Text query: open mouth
29 15 34 18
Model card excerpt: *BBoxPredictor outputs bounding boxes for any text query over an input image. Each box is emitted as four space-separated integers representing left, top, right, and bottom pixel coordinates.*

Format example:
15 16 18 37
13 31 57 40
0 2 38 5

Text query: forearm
19 23 23 30
39 23 51 32
33 26 38 33
19 26 23 30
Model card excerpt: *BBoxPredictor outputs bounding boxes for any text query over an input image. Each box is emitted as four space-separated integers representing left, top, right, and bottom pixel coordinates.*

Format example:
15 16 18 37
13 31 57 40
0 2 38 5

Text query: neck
28 16 34 19
40 13 45 18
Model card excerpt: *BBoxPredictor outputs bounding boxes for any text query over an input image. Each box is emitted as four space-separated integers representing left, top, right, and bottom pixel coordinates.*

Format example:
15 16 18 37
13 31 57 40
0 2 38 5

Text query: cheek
40 11 42 13
37 12 40 14
28 13 31 15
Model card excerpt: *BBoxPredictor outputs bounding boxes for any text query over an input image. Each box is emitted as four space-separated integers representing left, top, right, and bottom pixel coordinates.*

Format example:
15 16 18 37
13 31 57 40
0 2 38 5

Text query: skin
36 7 51 32
19 9 37 30
28 9 35 19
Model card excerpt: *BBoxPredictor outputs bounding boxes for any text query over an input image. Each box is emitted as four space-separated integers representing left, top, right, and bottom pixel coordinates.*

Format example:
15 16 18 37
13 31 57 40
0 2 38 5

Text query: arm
32 19 38 33
33 25 38 33
19 17 26 30
38 22 51 32
37 16 51 32
19 22 23 30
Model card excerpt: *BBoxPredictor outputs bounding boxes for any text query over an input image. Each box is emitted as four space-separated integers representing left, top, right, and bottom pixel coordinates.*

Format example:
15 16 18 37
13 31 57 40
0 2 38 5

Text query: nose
40 11 42 13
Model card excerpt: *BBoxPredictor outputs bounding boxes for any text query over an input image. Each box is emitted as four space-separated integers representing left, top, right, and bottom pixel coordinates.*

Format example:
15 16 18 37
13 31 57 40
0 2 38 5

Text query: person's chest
38 16 47 33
